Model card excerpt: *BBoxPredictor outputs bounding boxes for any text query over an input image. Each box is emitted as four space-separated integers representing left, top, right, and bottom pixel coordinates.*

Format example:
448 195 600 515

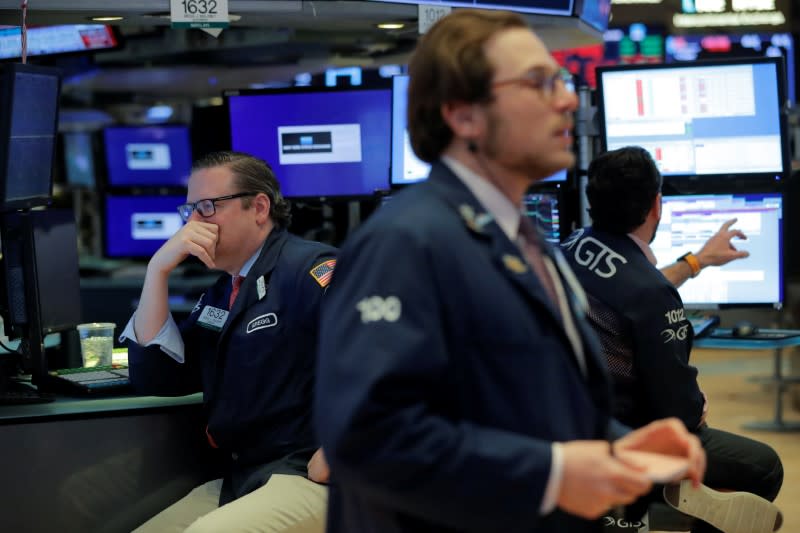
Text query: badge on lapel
502 254 528 274
459 204 493 234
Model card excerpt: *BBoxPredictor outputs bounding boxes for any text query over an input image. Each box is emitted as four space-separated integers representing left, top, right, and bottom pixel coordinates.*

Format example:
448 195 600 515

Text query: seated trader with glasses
121 151 336 533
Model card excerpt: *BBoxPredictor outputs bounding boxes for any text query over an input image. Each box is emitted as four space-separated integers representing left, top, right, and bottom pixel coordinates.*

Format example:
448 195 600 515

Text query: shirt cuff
540 442 564 515
118 313 185 363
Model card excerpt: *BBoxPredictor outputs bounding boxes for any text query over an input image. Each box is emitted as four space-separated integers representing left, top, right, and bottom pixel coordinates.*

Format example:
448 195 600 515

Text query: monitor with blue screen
596 58 789 183
104 195 185 258
391 74 568 186
651 193 783 308
226 86 391 198
103 126 193 187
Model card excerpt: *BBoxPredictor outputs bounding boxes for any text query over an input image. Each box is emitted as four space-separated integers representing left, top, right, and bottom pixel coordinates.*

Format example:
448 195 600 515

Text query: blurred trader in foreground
563 146 783 533
314 9 705 533
122 151 335 532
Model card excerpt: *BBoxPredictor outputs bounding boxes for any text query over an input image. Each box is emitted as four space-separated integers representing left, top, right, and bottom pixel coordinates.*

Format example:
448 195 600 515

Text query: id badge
197 305 229 331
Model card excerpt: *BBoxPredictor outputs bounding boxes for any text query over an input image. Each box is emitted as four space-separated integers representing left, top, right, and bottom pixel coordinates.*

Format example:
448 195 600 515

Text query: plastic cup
77 322 116 368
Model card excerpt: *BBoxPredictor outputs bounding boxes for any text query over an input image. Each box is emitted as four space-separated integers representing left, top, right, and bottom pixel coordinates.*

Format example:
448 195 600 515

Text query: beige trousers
133 474 327 533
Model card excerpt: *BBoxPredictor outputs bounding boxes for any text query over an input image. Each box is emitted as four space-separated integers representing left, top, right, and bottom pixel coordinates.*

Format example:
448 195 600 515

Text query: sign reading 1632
170 0 229 29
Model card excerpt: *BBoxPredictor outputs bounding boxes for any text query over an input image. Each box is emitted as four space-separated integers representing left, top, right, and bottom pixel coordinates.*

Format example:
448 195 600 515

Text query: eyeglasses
491 68 575 100
177 192 257 222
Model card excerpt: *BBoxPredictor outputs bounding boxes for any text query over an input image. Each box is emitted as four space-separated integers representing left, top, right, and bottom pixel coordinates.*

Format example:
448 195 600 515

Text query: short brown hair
192 151 292 228
407 9 527 163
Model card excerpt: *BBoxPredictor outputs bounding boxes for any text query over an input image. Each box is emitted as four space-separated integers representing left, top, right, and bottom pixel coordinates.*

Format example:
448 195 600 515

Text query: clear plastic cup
77 322 116 368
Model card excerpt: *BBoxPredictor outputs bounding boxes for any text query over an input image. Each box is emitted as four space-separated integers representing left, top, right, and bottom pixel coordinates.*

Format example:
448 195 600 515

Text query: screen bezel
595 57 790 190
224 82 393 201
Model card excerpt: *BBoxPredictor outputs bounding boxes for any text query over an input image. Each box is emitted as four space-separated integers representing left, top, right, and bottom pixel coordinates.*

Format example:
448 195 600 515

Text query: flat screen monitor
523 190 562 244
0 24 119 60
0 209 82 377
227 85 392 198
665 33 795 103
390 75 568 186
62 131 96 188
103 126 193 188
0 64 60 210
596 58 789 184
651 193 783 309
104 195 185 259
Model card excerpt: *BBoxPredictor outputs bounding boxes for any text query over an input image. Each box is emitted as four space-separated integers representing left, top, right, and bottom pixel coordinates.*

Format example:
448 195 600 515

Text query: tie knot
233 275 245 290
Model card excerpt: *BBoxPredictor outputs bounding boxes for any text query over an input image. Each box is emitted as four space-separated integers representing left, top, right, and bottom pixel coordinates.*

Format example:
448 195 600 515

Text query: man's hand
557 441 652 519
695 218 749 269
149 220 219 274
614 418 706 488
307 447 330 484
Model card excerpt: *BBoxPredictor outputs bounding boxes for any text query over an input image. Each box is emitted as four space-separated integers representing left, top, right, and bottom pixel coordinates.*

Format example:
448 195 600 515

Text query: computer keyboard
46 365 130 394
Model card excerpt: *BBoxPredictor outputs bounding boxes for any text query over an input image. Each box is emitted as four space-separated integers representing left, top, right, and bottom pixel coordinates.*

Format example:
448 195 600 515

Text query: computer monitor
390 75 569 186
596 58 789 185
62 132 96 188
651 193 783 309
0 64 61 210
665 33 795 103
523 190 562 244
103 126 193 188
226 85 392 198
0 209 82 381
0 24 120 60
104 194 185 259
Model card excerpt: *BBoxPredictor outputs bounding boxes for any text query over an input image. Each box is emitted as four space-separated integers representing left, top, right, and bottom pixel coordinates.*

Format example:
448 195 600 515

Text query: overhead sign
419 4 452 34
170 0 230 29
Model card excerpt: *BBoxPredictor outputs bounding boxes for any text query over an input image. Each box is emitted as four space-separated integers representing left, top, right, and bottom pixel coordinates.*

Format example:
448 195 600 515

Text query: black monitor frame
223 81 393 201
0 209 82 386
595 57 791 192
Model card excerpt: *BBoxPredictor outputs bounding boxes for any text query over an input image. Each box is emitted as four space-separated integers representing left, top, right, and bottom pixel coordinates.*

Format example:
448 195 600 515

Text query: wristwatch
678 251 701 278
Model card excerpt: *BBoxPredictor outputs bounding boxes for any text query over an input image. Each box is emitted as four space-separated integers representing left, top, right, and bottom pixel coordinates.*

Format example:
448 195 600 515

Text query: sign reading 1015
170 0 229 29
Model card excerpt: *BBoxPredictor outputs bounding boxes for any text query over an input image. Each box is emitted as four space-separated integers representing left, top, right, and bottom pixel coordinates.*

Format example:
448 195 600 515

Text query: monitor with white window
651 193 783 309
226 84 391 198
596 58 789 186
390 74 569 186
103 194 185 259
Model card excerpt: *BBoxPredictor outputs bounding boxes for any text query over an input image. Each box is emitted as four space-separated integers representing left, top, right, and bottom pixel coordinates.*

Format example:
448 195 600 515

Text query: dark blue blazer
128 228 336 471
315 162 620 533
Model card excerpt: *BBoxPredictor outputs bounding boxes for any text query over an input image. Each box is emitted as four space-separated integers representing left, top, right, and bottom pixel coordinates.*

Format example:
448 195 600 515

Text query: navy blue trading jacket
315 162 622 533
128 228 336 472
562 227 704 430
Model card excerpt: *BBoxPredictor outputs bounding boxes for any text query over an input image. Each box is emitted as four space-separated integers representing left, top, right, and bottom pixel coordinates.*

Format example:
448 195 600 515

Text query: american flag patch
309 258 336 288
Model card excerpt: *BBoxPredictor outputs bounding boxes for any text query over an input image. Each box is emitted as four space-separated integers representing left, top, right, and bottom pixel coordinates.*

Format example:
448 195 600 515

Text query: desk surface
0 391 203 423
695 329 800 350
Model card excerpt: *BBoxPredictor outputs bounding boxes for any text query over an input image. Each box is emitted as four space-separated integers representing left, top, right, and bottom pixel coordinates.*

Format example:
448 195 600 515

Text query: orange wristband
679 252 701 277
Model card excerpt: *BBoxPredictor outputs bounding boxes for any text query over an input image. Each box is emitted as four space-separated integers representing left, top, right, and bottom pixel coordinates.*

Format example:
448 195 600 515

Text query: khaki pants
133 474 327 533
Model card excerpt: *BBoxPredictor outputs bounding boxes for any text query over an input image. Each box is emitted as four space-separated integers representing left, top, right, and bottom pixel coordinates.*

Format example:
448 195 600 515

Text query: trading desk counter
695 329 800 432
0 392 216 533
